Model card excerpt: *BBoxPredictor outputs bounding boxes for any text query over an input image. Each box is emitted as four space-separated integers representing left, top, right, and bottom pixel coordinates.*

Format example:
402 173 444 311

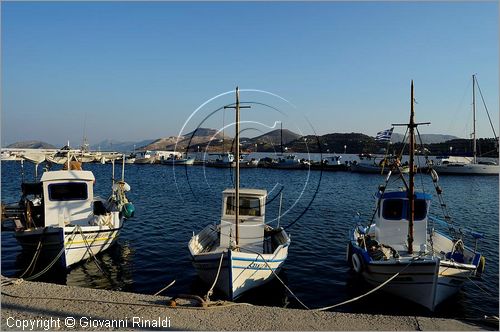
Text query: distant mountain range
390 133 459 144
7 129 488 156
90 139 156 152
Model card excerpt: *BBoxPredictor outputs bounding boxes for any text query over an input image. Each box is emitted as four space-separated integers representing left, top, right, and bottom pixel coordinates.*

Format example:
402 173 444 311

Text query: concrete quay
1 279 494 331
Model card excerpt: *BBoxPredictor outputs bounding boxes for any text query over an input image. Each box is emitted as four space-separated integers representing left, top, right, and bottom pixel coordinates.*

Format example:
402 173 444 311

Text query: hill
6 141 56 149
248 129 301 145
140 128 230 152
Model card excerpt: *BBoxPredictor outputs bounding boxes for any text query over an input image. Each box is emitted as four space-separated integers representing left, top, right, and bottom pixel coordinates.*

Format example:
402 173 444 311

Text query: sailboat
188 87 290 300
433 75 499 175
346 81 485 311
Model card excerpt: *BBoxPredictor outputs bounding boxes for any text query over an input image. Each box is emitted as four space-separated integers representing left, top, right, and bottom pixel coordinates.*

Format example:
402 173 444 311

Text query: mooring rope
154 280 176 296
205 253 224 302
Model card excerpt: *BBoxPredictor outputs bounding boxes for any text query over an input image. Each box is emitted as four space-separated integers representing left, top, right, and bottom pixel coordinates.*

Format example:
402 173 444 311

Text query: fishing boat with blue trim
1 156 135 270
188 87 290 300
188 188 290 299
346 81 485 311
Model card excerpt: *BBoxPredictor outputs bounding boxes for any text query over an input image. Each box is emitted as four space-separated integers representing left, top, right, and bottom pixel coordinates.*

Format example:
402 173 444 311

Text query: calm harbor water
1 159 498 319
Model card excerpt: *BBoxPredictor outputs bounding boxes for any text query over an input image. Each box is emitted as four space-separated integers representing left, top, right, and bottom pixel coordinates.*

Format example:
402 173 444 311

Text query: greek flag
375 128 394 142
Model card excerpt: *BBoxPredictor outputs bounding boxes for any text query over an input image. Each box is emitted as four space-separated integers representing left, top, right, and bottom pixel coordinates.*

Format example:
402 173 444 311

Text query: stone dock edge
1 279 495 331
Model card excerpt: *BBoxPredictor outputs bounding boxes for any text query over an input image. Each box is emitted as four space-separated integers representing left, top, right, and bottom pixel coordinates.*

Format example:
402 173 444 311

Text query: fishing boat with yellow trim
1 155 135 270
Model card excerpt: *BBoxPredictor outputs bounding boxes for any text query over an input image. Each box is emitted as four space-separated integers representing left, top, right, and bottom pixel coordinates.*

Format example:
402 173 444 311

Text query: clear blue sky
2 1 498 146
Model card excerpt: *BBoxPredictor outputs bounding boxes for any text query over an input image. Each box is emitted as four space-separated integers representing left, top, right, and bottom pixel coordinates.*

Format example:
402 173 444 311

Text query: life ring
351 252 364 273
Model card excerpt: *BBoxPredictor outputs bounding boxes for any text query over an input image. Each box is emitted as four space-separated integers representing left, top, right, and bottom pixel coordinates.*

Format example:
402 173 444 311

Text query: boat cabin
209 152 234 163
219 188 267 253
40 170 95 227
374 191 431 252
135 150 153 159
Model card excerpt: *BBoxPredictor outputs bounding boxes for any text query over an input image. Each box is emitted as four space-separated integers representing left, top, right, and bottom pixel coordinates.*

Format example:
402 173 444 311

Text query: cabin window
382 199 403 220
414 199 427 220
48 183 88 201
226 196 261 216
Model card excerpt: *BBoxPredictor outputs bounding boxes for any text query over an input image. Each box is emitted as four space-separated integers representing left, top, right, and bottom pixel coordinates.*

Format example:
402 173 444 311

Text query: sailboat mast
408 80 415 255
472 74 477 164
235 87 241 246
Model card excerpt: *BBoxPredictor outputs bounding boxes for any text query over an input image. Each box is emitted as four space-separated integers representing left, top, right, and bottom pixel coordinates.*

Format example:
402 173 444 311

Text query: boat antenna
224 87 250 247
472 74 477 164
392 81 430 254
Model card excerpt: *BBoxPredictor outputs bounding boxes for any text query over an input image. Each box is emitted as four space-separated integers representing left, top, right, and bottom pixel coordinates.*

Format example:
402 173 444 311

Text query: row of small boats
0 83 489 313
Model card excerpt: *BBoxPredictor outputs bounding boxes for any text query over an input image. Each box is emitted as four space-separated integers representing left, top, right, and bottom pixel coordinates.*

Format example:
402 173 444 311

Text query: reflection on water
66 241 134 291
11 239 135 292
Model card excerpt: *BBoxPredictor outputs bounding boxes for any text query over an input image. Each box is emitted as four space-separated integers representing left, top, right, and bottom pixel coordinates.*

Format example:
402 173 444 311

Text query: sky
1 1 499 147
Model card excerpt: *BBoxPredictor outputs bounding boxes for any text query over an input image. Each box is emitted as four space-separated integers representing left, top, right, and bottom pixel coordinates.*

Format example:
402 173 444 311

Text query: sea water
1 160 498 319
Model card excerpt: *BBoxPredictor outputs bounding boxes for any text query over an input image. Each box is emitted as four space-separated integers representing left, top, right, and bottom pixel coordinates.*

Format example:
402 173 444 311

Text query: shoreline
1 278 493 331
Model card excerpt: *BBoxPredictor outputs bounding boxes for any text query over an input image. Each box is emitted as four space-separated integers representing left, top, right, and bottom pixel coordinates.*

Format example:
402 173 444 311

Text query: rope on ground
1 276 24 287
1 289 253 310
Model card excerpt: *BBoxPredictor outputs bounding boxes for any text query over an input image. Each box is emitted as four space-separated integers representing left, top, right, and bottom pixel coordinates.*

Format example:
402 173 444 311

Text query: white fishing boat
239 155 259 168
1 157 135 270
272 154 304 169
189 87 290 300
346 81 485 311
351 155 409 174
205 152 236 168
134 150 156 164
161 154 195 166
433 75 499 175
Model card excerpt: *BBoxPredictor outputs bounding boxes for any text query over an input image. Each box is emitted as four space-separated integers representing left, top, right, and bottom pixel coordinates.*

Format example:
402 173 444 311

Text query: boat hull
15 224 122 269
161 158 195 166
348 241 479 311
433 163 499 175
205 161 236 168
191 245 289 300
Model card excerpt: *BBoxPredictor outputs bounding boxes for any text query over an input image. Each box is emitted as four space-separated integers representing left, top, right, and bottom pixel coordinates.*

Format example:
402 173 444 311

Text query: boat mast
408 80 415 255
225 87 250 247
235 87 240 246
392 81 430 255
472 74 477 164
280 122 284 154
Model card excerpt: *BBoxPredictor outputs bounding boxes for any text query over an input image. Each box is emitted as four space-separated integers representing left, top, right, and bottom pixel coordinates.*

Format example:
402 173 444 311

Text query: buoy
122 202 135 218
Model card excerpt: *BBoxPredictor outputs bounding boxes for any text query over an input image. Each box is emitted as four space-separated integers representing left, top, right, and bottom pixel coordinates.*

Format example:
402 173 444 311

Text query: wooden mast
408 80 416 254
225 87 250 247
235 87 240 246
392 81 430 255
472 74 477 164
